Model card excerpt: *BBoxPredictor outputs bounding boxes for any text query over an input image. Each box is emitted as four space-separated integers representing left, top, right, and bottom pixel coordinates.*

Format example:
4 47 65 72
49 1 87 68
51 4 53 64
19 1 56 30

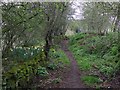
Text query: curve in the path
60 40 86 88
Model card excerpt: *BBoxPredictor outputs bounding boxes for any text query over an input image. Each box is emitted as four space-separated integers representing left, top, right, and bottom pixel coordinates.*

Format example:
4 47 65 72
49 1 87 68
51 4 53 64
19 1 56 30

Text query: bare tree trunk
44 30 53 60
113 4 120 32
113 19 119 32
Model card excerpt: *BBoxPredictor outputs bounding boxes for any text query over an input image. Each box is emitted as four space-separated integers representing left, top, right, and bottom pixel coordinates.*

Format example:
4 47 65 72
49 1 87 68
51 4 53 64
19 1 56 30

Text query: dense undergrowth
68 32 119 88
2 45 70 88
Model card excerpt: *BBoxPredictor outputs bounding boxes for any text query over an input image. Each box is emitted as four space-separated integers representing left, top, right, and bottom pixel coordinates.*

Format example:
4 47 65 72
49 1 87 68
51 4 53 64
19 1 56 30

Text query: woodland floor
58 39 86 88
32 39 87 88
59 39 120 88
32 38 120 88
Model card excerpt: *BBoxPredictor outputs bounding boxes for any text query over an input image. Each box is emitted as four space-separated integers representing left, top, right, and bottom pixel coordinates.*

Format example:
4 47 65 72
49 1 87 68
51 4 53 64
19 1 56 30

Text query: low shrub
37 66 49 77
110 45 118 55
2 58 41 88
47 63 58 70
48 48 70 70
9 46 42 61
69 33 88 45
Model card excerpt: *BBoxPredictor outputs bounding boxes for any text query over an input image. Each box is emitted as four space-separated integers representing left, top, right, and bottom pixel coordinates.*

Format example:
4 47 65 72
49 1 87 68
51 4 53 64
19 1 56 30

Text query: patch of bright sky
71 2 84 20
71 0 119 20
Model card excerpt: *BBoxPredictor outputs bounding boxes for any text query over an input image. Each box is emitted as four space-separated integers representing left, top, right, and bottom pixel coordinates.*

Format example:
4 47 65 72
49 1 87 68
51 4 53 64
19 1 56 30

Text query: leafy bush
37 66 49 77
9 46 42 61
48 48 70 69
2 59 40 88
47 63 57 70
69 33 88 45
82 32 118 56
110 45 118 55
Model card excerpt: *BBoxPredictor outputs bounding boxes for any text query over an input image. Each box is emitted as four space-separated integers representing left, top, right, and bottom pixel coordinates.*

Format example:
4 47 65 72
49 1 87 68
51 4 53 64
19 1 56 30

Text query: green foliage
2 2 46 58
48 48 70 70
81 75 102 86
80 3 118 34
69 33 88 45
100 66 114 77
77 58 92 71
9 46 42 61
110 45 118 55
37 66 49 77
57 49 70 66
68 32 119 87
114 60 120 73
2 2 68 59
2 59 40 88
47 63 57 70
84 33 118 55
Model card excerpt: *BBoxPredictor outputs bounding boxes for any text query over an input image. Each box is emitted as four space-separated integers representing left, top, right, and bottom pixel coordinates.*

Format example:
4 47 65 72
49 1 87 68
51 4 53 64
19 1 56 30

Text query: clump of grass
48 48 70 70
81 75 102 87
77 57 92 71
58 49 70 66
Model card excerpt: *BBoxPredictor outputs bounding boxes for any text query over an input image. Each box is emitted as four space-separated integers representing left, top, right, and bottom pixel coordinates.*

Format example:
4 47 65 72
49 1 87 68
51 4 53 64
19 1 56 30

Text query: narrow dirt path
59 39 86 88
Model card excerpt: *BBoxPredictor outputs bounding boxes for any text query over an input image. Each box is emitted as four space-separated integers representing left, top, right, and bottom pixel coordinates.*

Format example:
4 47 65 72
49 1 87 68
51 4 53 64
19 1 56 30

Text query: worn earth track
59 39 86 88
